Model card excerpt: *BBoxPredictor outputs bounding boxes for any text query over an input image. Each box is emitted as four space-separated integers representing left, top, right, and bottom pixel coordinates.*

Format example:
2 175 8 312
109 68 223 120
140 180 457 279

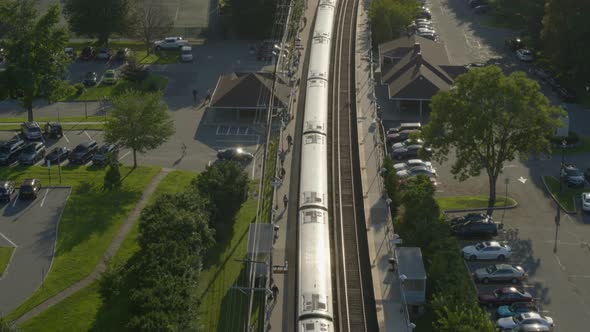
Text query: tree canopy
0 0 69 121
369 0 419 44
104 90 175 168
63 0 134 46
423 66 563 215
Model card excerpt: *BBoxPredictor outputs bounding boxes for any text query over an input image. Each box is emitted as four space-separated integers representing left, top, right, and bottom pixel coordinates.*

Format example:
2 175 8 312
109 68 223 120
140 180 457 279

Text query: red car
478 287 532 307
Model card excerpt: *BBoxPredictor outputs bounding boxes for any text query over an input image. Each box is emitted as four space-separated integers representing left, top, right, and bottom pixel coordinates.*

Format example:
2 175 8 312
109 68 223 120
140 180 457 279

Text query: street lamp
554 139 567 253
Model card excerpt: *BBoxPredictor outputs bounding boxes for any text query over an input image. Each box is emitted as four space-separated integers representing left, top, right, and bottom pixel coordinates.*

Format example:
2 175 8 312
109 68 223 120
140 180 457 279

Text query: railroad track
329 0 377 330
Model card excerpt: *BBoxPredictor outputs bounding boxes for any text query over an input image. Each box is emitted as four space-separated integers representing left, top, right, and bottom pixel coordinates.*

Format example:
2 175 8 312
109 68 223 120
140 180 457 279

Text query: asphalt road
0 188 70 314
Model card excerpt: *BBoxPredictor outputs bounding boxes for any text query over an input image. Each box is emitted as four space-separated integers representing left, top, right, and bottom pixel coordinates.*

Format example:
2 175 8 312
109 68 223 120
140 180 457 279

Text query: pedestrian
181 143 187 156
286 134 293 147
272 284 279 298
279 151 286 166
192 89 198 102
283 194 288 209
280 167 286 179
205 89 212 102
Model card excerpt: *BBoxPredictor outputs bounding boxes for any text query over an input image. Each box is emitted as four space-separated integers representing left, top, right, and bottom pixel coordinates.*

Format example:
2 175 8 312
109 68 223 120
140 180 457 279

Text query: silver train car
297 0 337 331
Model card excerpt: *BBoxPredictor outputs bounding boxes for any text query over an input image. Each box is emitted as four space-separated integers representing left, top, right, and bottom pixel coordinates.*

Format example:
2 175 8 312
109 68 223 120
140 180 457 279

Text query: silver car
473 264 527 284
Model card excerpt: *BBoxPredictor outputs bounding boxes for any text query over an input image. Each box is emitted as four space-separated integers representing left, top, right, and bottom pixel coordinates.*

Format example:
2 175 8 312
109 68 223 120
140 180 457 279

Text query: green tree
423 66 563 215
0 316 17 332
432 293 494 332
63 0 134 46
132 0 173 55
104 90 174 168
0 0 69 121
103 161 122 190
381 157 401 218
369 0 419 44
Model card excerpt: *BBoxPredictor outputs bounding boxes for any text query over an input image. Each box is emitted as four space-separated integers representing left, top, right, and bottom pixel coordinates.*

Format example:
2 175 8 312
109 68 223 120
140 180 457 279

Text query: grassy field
542 176 585 212
436 195 517 211
17 170 197 330
67 41 180 65
5 165 160 322
0 246 15 276
73 74 168 102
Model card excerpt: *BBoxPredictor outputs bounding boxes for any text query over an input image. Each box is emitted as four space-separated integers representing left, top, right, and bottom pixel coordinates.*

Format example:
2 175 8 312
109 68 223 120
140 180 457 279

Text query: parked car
417 31 436 41
451 220 500 237
469 0 488 8
505 38 525 52
497 302 539 318
585 168 590 183
19 178 41 199
83 71 98 86
397 165 436 179
217 148 254 162
416 9 432 19
556 86 576 102
462 241 512 261
386 122 422 135
44 122 63 139
473 264 527 284
0 138 25 165
180 46 193 62
387 129 421 143
393 159 434 173
392 138 425 150
69 140 98 164
115 48 131 61
450 212 491 225
19 142 46 165
560 165 585 187
0 181 15 202
79 46 95 60
45 146 70 165
154 36 188 50
529 67 551 80
497 312 554 331
64 47 76 59
478 287 533 307
516 49 534 62
582 193 590 212
391 144 427 160
417 27 436 35
93 144 119 166
0 47 4 62
21 121 42 140
96 48 111 60
103 69 117 85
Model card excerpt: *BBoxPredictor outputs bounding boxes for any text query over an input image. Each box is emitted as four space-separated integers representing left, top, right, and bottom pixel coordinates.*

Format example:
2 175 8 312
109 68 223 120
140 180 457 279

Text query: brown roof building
378 35 467 116
207 72 290 123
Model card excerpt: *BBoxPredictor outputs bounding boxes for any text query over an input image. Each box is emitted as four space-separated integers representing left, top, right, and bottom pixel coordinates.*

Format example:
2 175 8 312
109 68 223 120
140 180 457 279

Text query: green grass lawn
17 170 197 330
436 195 517 211
542 176 585 212
0 246 15 276
5 165 160 322
67 41 180 65
73 74 168 101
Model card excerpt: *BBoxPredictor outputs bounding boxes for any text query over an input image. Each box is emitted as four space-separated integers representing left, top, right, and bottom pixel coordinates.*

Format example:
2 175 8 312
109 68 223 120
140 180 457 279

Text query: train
297 0 337 331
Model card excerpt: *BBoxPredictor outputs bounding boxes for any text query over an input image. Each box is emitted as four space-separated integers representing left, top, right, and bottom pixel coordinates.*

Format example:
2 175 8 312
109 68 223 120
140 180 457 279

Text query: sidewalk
354 0 412 331
266 0 319 330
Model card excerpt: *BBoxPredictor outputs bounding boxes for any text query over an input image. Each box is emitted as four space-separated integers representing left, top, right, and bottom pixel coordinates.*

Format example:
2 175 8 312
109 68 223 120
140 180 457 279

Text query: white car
497 312 554 331
180 46 193 62
462 241 512 261
392 139 425 150
417 27 436 35
154 36 188 50
395 159 436 175
582 193 590 212
397 166 436 178
516 49 533 62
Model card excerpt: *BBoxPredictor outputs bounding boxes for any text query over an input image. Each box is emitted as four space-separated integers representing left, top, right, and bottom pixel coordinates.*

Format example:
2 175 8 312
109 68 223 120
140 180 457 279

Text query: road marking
40 189 49 207
517 176 527 184
569 275 590 279
63 133 70 144
554 254 565 272
0 232 17 247
502 164 519 169
84 131 92 140
118 151 131 161
12 196 18 207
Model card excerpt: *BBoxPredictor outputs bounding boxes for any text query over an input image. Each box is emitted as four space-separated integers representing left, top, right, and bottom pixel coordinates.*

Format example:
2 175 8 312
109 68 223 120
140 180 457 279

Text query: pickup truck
154 37 188 50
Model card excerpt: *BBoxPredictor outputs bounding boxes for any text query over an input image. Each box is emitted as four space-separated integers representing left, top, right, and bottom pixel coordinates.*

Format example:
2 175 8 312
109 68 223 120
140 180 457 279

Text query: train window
305 323 315 331
303 210 324 224
303 192 322 204
305 134 324 144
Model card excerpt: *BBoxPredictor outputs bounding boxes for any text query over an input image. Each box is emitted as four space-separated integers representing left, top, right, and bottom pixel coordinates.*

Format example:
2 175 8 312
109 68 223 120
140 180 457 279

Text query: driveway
0 187 70 314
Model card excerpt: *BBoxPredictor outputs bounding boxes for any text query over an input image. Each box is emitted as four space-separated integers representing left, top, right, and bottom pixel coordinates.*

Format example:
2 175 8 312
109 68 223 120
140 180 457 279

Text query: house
377 35 467 117
207 72 290 124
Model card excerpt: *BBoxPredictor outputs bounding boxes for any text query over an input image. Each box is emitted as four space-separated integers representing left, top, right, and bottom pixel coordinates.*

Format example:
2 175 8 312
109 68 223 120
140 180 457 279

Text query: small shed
246 223 274 277
395 247 426 305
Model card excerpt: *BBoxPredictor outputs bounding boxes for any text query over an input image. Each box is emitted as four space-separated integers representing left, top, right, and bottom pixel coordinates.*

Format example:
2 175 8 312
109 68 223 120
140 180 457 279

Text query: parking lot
0 187 70 313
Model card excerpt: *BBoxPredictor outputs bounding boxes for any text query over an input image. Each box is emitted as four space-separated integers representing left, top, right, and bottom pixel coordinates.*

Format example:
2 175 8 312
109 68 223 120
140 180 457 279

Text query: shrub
72 83 85 96
122 57 150 82
141 75 167 92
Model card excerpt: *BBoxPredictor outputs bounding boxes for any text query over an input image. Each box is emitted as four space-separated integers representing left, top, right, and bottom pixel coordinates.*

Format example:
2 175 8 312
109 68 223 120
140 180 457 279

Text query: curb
540 176 577 214
443 202 518 214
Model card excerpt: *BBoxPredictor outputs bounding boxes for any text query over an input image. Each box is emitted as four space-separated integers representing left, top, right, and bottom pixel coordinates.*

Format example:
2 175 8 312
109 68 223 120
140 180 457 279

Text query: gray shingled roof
395 247 426 280
209 72 290 109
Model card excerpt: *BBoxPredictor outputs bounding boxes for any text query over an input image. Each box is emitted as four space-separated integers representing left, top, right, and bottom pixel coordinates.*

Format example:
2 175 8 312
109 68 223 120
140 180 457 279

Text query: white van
180 46 193 62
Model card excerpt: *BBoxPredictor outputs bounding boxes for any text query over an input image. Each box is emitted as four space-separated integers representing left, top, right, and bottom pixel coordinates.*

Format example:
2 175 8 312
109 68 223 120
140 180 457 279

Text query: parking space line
0 232 17 247
118 151 131 161
63 132 70 144
12 196 18 207
40 189 49 207
84 131 92 140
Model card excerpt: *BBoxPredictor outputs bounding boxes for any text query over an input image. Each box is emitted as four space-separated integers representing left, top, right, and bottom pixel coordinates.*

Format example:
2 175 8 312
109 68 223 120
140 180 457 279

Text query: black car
469 0 488 8
45 146 70 165
96 47 111 60
19 178 41 199
217 148 254 162
387 129 421 143
115 48 131 61
44 122 63 139
391 144 425 159
585 168 590 183
80 46 95 60
416 10 431 20
93 144 119 165
0 181 15 202
21 121 43 140
83 72 98 86
556 86 576 102
451 220 500 237
69 141 98 164
0 138 25 165
19 142 46 165
450 213 491 225
505 38 525 52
